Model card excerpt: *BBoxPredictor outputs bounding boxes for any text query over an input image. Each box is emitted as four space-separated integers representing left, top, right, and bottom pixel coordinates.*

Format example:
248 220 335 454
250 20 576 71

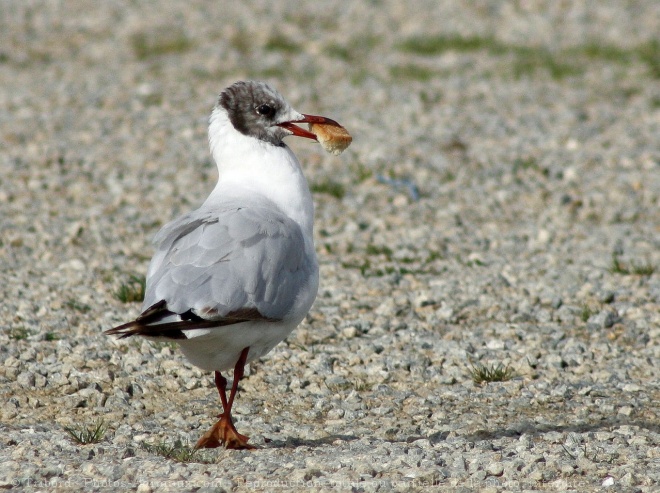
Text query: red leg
214 371 228 416
227 346 249 411
195 347 254 450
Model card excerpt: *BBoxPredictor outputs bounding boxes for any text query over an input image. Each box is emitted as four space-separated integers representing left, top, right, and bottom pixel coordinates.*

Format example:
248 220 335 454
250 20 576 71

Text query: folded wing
106 200 312 340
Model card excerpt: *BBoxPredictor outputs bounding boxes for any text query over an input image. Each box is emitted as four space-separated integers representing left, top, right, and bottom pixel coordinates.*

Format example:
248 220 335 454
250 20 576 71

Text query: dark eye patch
256 104 276 117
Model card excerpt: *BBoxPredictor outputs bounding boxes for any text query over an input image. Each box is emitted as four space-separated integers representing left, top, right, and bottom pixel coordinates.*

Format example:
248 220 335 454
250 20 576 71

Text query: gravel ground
1 1 659 491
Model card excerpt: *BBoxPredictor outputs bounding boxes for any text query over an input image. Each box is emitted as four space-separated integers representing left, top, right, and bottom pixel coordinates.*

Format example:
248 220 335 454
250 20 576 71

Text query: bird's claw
195 413 255 450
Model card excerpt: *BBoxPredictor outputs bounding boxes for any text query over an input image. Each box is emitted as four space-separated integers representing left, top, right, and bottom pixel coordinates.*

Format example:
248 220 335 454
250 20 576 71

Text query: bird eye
256 104 275 117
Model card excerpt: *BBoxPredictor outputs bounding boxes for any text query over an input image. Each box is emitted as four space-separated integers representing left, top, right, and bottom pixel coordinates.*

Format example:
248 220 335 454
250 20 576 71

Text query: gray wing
143 202 312 321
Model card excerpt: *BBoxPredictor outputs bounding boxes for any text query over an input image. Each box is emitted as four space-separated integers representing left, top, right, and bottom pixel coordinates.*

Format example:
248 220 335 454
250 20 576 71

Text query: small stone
354 462 375 476
618 406 633 416
452 456 467 474
602 476 615 487
16 372 35 388
436 306 454 321
588 309 618 328
34 374 47 388
19 348 37 362
412 438 432 449
342 326 358 338
486 462 504 476
619 472 635 486
392 194 408 207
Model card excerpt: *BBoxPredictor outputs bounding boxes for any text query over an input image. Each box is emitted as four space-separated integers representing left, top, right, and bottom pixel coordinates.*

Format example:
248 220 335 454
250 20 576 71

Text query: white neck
205 107 315 239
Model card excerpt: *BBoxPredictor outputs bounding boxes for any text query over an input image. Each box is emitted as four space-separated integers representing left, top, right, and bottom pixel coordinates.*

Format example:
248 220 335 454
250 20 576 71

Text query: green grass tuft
264 33 300 53
65 299 91 313
578 43 629 62
114 275 146 303
141 439 212 463
637 39 660 78
64 420 107 445
311 180 345 199
632 263 657 276
131 30 193 60
510 46 581 79
397 35 499 56
341 259 371 277
580 305 596 323
610 254 655 276
390 64 436 82
425 250 444 263
228 27 252 55
396 34 660 80
351 162 373 183
7 327 30 340
324 43 353 61
365 244 393 258
470 363 515 384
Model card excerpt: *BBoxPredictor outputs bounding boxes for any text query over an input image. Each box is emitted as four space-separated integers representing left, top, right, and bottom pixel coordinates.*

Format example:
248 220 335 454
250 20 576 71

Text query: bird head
215 80 337 146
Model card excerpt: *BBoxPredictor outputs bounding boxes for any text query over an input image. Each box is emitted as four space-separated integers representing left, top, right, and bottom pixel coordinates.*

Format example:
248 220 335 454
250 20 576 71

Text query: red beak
277 114 341 140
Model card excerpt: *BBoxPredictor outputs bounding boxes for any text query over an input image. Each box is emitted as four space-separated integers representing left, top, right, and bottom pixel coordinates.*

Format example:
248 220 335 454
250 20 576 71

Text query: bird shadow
421 416 660 445
263 417 659 450
264 434 360 449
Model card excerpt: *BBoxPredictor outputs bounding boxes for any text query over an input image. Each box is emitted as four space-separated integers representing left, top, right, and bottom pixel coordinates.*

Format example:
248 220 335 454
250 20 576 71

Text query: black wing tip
105 323 188 340
105 303 280 341
104 321 146 339
105 300 187 340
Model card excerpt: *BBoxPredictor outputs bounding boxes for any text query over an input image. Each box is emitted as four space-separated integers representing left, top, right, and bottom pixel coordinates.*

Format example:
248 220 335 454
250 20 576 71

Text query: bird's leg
215 371 229 414
227 346 248 411
195 347 254 450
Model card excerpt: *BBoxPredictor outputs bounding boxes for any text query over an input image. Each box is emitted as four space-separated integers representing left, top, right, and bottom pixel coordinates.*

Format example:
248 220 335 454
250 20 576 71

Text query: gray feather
143 198 311 321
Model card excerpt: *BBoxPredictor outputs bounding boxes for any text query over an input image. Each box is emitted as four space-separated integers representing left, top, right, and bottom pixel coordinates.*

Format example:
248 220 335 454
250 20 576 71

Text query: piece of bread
309 122 352 155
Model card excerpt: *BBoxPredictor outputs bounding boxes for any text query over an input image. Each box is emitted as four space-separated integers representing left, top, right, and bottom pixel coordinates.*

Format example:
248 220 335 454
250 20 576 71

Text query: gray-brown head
215 80 334 146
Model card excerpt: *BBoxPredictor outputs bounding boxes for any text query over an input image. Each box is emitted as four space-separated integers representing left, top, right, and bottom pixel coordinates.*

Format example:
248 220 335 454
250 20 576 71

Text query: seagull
106 80 347 449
